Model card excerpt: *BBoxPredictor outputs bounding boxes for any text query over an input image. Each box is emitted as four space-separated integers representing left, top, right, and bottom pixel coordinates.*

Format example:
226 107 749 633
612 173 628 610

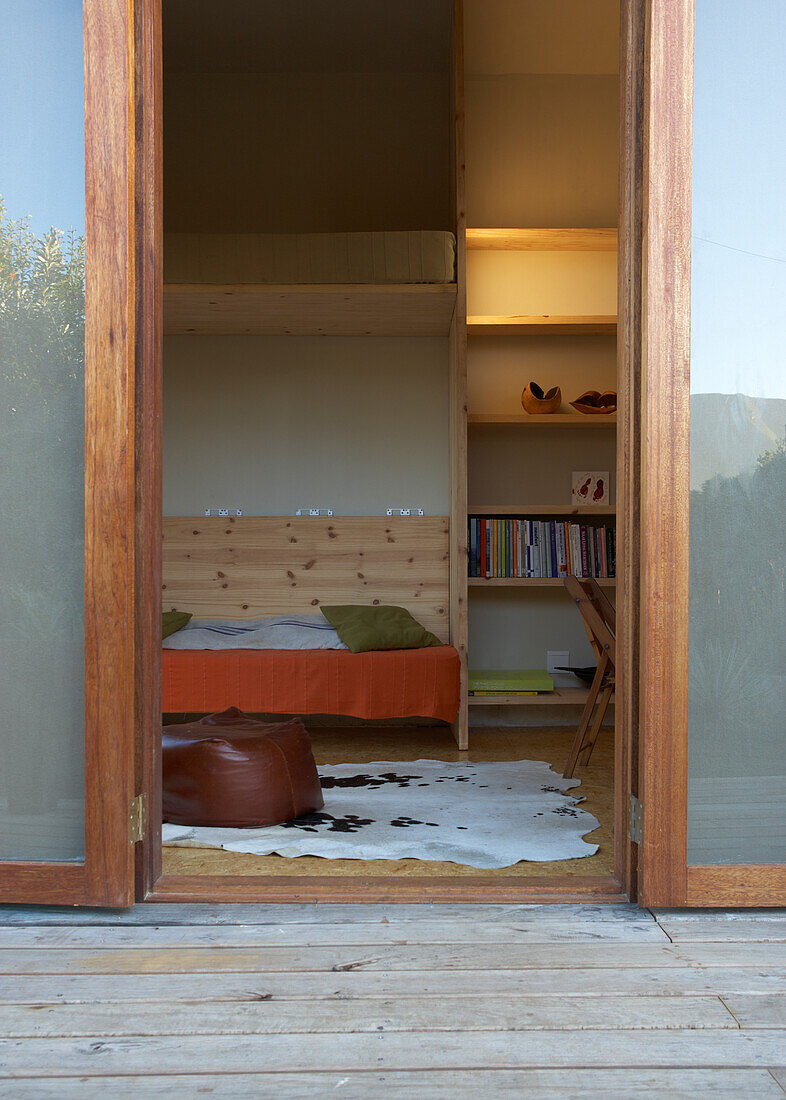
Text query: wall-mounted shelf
468 577 616 588
467 686 615 706
164 283 458 337
469 504 616 516
466 228 618 252
468 315 617 336
469 412 617 426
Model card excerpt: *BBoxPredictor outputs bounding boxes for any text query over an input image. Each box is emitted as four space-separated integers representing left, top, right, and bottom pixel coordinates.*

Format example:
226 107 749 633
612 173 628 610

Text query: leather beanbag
162 707 324 827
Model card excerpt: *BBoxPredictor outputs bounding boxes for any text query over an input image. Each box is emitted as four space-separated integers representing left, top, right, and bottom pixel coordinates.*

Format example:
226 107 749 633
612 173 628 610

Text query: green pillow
163 610 192 639
320 605 443 654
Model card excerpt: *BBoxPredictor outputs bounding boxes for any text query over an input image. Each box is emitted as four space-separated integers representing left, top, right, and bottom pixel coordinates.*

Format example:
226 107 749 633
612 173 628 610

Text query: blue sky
691 0 785 400
0 0 781 402
0 1 85 238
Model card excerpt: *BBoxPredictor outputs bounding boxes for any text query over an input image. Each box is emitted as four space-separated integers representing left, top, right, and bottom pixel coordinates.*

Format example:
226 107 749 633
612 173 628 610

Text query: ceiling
465 0 620 76
163 0 452 74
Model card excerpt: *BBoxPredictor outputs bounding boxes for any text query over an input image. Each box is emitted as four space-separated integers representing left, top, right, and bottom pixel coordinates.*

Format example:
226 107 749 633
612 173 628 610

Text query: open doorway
150 0 628 901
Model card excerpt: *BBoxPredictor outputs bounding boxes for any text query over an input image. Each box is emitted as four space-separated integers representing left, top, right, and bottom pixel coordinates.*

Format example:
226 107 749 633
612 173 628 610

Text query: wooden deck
0 904 784 1096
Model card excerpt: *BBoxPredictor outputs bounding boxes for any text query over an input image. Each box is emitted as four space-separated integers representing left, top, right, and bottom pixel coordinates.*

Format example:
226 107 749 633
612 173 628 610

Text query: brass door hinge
628 794 643 845
129 794 147 845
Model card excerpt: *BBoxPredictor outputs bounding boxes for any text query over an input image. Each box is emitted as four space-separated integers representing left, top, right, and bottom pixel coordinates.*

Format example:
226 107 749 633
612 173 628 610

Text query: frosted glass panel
0 1 86 860
688 0 786 863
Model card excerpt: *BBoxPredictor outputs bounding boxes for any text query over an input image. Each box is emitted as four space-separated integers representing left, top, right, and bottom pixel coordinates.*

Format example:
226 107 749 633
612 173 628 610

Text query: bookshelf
468 577 616 588
467 687 614 707
468 315 617 336
468 413 617 426
470 504 615 516
465 226 618 708
466 228 618 252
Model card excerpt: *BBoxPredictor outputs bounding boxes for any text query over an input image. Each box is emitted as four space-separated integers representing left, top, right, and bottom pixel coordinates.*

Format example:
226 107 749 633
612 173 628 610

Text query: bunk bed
161 516 463 741
163 231 458 336
160 1 468 746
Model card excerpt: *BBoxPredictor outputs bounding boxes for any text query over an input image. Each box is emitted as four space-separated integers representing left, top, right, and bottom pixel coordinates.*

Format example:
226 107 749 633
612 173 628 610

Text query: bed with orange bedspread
162 646 461 724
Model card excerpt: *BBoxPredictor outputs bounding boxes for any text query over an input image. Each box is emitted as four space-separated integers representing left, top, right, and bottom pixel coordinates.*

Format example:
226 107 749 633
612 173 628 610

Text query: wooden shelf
469 412 616 426
470 580 620 589
469 505 616 516
468 687 614 706
466 228 618 252
164 283 458 337
468 315 617 336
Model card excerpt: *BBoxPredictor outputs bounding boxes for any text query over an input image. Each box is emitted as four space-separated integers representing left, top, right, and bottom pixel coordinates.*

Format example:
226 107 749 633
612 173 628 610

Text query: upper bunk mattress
164 231 456 285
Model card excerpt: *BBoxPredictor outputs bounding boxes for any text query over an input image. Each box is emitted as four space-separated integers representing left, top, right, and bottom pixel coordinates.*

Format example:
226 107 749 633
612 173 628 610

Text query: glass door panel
688 0 786 863
0 1 86 861
0 0 137 907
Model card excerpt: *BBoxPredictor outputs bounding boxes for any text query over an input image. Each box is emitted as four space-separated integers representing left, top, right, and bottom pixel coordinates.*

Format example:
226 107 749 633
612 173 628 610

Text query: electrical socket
547 650 570 674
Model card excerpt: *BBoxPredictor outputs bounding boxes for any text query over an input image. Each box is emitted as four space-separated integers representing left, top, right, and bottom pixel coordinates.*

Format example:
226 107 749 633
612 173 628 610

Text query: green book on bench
468 669 554 693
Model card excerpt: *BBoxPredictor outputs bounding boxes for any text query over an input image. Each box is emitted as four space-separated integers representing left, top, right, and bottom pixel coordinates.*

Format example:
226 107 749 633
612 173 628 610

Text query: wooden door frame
636 0 785 907
0 0 138 907
133 0 164 901
134 0 639 906
614 0 647 905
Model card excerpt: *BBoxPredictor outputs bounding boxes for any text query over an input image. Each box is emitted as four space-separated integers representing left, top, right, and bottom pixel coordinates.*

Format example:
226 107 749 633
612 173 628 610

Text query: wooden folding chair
562 576 616 778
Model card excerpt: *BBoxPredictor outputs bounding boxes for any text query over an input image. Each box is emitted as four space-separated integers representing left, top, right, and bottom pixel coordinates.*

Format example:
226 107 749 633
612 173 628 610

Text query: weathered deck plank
0 903 647 926
0 1029 784 1076
0 919 669 948
2 965 783 1005
0 995 737 1037
721 994 786 1029
1 942 783 975
1 1069 782 1099
656 916 786 943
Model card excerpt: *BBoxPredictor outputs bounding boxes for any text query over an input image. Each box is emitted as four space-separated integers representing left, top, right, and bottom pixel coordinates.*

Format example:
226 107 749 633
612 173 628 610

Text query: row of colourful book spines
467 517 616 579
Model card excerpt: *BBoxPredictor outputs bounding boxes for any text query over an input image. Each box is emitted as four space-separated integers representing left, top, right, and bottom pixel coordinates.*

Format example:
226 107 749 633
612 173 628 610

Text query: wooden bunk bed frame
162 515 465 746
159 0 471 749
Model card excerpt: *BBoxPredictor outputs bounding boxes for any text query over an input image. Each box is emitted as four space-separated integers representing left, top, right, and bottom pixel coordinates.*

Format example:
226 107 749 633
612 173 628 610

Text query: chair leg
576 680 614 768
563 659 607 778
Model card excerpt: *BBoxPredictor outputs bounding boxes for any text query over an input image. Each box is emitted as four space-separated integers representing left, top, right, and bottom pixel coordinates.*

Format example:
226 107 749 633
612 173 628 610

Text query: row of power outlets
203 508 426 518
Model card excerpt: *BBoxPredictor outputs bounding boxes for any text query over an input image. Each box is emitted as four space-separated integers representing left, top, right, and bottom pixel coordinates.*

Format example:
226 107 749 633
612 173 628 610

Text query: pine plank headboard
162 516 450 641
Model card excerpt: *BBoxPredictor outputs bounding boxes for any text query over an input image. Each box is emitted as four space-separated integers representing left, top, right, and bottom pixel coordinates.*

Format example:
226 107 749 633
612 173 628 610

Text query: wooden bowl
521 382 562 414
570 389 617 415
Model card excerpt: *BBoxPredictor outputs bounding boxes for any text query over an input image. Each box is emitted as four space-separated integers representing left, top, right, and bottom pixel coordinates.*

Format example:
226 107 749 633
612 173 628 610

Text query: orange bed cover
162 646 461 724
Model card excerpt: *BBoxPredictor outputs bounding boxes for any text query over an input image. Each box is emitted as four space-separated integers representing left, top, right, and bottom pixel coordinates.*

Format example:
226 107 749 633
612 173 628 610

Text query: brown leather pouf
162 707 324 827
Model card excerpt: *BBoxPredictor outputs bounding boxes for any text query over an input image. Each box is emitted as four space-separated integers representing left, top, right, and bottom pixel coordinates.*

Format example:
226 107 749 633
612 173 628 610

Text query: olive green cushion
163 610 192 639
320 605 442 654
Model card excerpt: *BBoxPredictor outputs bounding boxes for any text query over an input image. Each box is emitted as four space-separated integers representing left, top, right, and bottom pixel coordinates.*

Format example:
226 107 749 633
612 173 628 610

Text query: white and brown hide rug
162 759 599 867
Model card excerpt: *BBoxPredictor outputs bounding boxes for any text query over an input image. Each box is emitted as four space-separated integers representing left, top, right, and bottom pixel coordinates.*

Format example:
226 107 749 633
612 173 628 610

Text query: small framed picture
572 471 609 505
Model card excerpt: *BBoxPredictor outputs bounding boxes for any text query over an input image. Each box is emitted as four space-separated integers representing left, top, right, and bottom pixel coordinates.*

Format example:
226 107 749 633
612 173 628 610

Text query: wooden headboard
162 516 450 641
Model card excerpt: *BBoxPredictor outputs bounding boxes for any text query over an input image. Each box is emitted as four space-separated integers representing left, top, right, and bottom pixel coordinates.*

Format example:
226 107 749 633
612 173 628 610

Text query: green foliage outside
1 196 86 641
0 196 87 817
0 196 85 393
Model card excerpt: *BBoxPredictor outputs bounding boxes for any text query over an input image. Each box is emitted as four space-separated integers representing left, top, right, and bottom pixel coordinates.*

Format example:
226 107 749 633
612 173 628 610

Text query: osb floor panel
163 726 614 879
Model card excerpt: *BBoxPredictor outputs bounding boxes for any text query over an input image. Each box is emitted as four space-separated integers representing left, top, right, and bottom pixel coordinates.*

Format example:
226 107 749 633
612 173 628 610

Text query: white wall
163 336 449 517
465 75 619 229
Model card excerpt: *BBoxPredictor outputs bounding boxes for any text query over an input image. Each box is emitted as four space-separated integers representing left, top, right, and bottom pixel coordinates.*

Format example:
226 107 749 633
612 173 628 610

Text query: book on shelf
467 516 616 580
468 669 554 693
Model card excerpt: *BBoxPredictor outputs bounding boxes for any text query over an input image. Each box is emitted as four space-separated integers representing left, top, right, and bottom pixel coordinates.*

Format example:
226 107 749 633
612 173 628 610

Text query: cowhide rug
162 759 599 867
